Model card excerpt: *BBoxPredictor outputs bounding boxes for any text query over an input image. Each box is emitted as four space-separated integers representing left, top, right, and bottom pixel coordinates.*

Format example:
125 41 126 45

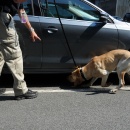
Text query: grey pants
0 12 28 96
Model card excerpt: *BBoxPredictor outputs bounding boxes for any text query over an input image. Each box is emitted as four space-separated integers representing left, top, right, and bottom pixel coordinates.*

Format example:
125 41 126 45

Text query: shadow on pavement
0 96 14 101
1 73 130 88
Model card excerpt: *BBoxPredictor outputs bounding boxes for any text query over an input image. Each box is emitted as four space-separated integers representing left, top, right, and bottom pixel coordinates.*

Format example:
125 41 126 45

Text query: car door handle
45 27 58 33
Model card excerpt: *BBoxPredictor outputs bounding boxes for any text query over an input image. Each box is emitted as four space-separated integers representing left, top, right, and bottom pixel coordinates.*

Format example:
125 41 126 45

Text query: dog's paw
109 89 117 94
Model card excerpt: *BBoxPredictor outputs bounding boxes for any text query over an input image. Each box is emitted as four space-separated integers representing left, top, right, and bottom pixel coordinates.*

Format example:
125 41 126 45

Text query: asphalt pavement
0 73 130 130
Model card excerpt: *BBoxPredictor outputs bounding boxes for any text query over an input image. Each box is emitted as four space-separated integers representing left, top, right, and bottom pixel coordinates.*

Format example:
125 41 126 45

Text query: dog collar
80 67 87 81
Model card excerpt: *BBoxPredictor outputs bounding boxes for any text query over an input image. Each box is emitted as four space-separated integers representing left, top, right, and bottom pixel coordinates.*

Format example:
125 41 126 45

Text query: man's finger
37 36 41 41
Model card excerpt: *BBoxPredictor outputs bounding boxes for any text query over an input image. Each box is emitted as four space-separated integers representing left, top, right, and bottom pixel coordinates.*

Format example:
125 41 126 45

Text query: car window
23 0 41 16
40 0 55 17
40 0 100 21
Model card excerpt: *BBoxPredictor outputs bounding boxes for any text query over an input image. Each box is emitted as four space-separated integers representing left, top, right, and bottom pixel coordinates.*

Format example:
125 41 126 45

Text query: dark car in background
123 13 130 22
5 0 130 74
112 16 123 21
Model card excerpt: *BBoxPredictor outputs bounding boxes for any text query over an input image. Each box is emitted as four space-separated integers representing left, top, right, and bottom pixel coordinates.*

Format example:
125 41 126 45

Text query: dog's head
68 67 85 86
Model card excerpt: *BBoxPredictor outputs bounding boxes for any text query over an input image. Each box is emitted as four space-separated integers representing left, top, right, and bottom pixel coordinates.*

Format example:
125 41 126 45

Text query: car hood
125 22 130 26
112 18 130 30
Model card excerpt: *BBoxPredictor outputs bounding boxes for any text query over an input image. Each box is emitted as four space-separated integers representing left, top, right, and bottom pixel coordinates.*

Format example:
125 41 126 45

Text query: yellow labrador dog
68 49 130 94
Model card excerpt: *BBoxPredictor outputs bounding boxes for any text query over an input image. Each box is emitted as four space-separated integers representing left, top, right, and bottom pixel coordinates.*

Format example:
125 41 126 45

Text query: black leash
54 0 77 67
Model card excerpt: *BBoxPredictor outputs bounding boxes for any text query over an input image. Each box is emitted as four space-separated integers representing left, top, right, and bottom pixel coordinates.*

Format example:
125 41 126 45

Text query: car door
54 0 119 66
13 0 42 69
39 0 75 72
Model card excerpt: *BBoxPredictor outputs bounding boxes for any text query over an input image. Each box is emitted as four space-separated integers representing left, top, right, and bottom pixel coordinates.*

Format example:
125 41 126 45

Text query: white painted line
4 91 14 94
120 87 130 90
4 89 86 94
3 87 130 95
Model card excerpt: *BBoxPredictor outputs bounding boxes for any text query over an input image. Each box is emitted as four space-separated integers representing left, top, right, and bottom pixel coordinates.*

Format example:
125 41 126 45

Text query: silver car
4 0 130 74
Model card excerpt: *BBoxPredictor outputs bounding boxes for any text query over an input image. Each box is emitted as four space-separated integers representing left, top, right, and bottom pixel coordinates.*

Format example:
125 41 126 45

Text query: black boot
15 89 38 100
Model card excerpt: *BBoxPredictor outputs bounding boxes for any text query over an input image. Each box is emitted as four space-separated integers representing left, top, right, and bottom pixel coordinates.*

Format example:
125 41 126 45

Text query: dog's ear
75 68 81 74
74 78 83 86
73 67 80 74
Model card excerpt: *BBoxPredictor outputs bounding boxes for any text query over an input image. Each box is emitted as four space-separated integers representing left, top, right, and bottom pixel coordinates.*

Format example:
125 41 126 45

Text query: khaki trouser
0 12 28 96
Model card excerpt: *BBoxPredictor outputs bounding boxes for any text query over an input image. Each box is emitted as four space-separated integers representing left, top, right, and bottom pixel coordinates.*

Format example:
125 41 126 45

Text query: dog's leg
110 59 129 94
85 77 98 87
98 69 109 76
110 71 125 94
118 71 125 87
101 74 111 87
89 77 98 86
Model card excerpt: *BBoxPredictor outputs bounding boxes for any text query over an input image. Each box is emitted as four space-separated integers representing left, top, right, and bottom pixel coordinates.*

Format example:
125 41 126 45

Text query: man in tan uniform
0 0 41 100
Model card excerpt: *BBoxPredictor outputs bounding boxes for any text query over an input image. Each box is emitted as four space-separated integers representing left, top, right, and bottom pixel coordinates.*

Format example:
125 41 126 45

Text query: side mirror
100 12 109 24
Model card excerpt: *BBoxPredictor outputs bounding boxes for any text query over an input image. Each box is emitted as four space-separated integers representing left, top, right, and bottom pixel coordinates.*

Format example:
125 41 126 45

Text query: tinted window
40 0 100 21
40 0 56 17
23 0 41 16
57 0 100 21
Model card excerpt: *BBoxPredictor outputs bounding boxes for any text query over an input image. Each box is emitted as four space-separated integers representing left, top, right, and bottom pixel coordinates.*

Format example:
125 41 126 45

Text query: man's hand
30 31 41 42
